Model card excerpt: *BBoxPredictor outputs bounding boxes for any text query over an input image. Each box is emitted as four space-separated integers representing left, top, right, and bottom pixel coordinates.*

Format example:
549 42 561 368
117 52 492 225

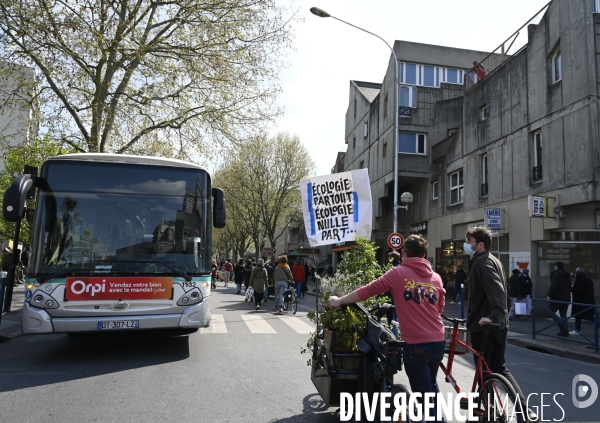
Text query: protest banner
300 169 372 247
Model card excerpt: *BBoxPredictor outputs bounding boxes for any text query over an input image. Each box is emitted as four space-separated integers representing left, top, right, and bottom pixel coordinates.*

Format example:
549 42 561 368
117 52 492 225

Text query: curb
506 336 600 365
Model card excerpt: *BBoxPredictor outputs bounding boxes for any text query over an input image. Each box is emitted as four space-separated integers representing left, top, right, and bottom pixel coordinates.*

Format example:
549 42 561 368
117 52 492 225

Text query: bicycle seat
442 314 466 324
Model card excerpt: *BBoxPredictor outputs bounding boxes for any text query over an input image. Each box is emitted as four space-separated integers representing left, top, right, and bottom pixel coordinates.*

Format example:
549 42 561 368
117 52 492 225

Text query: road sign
387 232 404 250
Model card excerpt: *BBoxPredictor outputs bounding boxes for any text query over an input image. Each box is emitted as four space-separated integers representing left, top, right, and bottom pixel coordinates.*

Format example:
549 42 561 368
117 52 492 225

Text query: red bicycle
440 314 524 423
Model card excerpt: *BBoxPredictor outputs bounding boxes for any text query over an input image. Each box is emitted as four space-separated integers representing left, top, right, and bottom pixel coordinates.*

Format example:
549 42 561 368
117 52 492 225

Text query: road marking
278 316 314 334
200 314 227 334
241 314 276 334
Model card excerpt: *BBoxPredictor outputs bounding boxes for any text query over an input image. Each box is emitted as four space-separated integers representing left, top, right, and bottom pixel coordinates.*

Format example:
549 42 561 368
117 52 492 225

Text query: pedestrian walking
570 268 596 335
453 265 468 304
547 261 572 336
243 258 253 290
234 259 245 294
272 256 292 313
292 257 305 299
508 269 521 320
519 269 533 316
2 246 12 272
463 226 538 422
303 262 309 297
249 259 269 310
222 259 233 288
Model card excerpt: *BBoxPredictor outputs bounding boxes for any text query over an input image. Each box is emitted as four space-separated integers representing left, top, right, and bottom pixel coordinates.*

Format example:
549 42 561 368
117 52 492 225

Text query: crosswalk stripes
199 313 314 335
242 314 277 333
278 316 314 334
200 314 227 334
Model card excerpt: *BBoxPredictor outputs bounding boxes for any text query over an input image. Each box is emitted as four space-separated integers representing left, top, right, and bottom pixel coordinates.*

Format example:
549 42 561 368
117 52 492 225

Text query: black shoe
557 331 569 337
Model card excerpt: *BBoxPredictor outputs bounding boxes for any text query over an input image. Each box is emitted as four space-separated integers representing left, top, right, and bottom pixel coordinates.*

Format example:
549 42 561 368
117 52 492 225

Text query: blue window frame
404 63 417 85
423 66 435 87
399 86 417 108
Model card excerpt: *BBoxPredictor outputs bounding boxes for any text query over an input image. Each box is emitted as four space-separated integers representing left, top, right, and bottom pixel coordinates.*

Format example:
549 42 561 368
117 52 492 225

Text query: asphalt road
0 285 599 423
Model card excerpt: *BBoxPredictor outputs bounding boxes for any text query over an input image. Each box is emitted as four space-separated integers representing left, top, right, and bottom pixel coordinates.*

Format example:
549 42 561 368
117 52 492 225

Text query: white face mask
464 242 476 256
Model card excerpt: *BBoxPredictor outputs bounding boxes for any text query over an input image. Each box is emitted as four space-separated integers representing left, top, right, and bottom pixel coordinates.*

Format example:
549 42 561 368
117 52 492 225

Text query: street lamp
310 6 400 233
396 192 413 211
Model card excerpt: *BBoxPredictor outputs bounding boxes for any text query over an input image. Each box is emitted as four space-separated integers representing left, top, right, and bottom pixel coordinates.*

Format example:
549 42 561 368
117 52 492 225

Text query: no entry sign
387 232 404 250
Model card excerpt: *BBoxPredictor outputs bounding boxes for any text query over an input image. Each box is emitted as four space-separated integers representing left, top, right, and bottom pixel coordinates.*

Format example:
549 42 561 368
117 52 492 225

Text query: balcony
532 166 542 182
481 183 488 197
398 106 411 117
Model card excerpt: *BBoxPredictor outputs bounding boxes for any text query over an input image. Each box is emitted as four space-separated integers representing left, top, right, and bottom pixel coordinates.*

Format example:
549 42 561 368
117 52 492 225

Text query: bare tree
0 1 294 156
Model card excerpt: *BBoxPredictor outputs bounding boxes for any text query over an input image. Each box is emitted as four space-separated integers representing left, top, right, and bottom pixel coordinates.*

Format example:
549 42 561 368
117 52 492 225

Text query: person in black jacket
234 259 245 294
464 226 538 422
453 265 468 304
519 269 533 315
547 261 572 336
570 268 595 335
508 269 521 320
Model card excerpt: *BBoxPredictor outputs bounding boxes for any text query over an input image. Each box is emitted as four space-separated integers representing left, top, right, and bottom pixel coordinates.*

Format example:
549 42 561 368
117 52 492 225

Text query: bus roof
46 153 208 172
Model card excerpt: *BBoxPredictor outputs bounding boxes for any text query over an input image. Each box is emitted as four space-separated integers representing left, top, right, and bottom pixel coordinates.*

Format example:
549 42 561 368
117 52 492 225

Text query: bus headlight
176 288 203 306
31 290 59 309
200 281 209 288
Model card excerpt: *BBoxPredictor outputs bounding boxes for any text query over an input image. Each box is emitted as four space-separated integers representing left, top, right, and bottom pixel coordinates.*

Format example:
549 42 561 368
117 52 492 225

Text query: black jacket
519 275 533 297
508 274 521 298
466 251 509 333
571 275 595 321
454 269 468 286
548 268 572 301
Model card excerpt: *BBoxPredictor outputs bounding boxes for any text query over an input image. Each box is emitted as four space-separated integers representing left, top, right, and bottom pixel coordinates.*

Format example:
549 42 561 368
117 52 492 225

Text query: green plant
302 237 387 364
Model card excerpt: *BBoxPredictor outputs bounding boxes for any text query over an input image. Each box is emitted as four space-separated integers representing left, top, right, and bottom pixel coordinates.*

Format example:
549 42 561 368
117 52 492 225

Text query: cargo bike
310 302 414 422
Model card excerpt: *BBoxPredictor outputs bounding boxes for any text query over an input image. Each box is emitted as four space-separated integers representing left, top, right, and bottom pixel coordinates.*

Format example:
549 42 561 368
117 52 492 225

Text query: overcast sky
274 0 551 176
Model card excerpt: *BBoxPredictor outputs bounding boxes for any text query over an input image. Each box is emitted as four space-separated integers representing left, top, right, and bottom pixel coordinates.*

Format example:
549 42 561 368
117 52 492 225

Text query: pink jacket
356 257 445 344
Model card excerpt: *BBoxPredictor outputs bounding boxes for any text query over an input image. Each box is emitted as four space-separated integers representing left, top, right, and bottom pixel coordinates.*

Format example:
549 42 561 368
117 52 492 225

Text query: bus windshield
30 161 212 279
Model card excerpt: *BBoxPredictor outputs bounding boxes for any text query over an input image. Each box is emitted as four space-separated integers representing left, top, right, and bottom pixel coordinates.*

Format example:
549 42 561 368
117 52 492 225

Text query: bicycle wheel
291 294 297 314
478 373 523 423
282 300 288 311
15 266 25 284
385 383 414 423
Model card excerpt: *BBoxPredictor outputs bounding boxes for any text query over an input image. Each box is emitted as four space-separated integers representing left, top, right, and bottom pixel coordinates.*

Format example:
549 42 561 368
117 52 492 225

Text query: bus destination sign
66 277 174 301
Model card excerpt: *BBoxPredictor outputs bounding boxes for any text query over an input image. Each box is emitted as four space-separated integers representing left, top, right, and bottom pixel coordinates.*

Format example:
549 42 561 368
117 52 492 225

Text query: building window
596 0 600 13
481 154 488 197
384 93 388 119
450 169 464 205
398 132 426 155
552 48 562 83
383 142 387 157
442 68 465 85
354 98 357 118
353 136 356 149
432 181 438 200
480 105 488 121
360 160 364 169
399 86 417 108
533 131 542 181
364 121 368 137
400 62 440 87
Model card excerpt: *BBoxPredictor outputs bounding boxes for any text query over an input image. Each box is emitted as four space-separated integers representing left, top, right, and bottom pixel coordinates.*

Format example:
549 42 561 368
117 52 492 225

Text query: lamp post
310 7 400 233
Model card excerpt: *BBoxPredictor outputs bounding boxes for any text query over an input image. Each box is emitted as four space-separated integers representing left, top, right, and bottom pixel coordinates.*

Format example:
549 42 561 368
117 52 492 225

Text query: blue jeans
403 341 446 423
295 281 302 298
274 281 287 307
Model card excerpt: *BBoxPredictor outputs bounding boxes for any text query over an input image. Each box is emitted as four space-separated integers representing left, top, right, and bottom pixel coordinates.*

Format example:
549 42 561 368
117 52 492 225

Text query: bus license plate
97 320 139 330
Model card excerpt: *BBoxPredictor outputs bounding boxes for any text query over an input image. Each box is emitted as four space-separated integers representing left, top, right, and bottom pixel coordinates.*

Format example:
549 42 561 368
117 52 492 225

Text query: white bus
3 153 225 335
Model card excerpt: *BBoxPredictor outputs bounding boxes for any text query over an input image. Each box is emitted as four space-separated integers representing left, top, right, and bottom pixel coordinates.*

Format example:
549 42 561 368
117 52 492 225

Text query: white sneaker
450 301 455 304
569 330 579 335
456 302 461 305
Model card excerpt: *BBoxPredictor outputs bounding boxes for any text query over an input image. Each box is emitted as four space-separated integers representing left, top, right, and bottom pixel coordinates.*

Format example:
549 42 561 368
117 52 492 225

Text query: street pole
310 7 399 233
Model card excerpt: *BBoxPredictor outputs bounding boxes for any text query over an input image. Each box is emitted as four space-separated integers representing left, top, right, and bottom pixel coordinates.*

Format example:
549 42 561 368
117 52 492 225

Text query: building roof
352 81 381 103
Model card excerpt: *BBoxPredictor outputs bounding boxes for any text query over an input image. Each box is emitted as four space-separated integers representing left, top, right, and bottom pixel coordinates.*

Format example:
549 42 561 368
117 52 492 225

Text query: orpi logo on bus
387 232 404 250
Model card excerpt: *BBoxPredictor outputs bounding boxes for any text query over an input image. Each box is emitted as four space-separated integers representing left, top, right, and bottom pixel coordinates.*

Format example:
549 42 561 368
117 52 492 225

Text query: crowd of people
211 255 314 312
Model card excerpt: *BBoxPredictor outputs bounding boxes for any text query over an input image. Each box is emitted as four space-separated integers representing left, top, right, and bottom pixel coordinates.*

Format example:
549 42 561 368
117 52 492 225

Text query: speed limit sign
387 232 404 250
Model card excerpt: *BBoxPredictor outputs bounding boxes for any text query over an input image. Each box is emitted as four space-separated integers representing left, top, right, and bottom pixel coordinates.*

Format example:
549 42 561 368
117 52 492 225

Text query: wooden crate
323 329 351 352
311 358 359 407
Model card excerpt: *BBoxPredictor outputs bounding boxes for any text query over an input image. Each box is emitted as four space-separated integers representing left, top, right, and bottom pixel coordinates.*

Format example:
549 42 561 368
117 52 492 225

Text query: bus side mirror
212 187 226 228
3 174 33 222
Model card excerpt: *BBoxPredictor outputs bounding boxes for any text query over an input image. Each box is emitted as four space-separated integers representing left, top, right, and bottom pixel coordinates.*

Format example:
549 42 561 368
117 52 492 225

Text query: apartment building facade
338 0 600 301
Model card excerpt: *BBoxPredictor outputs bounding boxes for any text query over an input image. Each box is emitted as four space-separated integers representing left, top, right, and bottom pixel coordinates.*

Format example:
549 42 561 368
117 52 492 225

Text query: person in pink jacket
329 234 445 422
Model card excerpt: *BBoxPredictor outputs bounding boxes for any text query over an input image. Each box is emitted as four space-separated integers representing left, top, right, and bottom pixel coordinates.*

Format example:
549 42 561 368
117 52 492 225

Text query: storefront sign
410 221 428 235
528 195 547 217
297 248 319 254
484 208 503 234
66 277 174 301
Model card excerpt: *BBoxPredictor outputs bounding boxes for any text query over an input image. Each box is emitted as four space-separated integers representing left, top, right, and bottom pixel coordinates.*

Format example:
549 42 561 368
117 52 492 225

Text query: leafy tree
0 137 69 244
0 1 294 156
213 132 314 257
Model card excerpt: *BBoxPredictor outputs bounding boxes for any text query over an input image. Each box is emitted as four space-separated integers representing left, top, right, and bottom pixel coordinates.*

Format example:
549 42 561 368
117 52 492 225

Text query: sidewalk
0 284 25 342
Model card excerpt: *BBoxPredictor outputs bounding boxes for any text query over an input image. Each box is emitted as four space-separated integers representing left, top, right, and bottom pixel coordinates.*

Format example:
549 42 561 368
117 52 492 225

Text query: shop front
436 239 469 291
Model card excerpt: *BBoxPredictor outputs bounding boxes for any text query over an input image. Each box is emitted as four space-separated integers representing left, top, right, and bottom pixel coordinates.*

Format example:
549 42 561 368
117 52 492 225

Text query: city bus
3 153 225 335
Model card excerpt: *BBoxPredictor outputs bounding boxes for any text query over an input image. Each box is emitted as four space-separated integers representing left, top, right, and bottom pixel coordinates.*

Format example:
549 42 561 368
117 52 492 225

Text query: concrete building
0 62 38 171
338 0 600 305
